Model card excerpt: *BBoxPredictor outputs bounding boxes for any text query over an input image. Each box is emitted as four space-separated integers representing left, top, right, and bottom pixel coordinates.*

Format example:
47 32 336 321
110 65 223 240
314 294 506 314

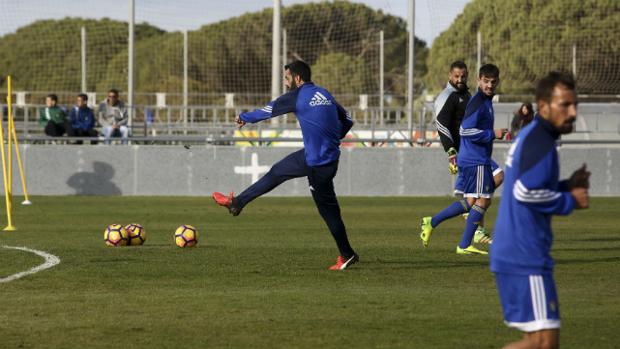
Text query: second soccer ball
174 225 198 248
126 223 146 246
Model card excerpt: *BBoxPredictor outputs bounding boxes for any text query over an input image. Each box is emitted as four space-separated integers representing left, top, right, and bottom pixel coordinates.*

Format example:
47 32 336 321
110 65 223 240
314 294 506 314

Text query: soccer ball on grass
175 225 198 248
104 224 129 247
126 223 146 246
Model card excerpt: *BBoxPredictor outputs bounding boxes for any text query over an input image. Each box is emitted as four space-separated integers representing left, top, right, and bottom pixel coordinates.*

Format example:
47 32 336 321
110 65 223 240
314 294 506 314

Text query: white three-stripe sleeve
513 180 562 203
240 101 274 123
459 126 485 136
436 120 453 142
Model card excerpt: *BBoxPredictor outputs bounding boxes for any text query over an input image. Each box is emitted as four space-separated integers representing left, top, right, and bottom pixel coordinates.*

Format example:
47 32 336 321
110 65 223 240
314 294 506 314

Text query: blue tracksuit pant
236 149 355 258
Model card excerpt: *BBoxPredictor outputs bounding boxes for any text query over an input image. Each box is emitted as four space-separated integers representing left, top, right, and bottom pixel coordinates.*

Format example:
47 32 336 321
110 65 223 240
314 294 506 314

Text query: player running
420 64 508 255
491 72 589 349
433 60 504 244
212 60 358 271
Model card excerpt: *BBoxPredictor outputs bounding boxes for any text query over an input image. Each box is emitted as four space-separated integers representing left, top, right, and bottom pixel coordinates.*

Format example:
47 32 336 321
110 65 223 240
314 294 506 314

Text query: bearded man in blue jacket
213 60 358 271
491 72 590 349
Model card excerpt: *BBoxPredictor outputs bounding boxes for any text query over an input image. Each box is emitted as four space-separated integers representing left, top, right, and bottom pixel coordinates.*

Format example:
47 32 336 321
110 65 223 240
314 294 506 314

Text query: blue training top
457 89 496 167
490 115 575 275
239 82 353 166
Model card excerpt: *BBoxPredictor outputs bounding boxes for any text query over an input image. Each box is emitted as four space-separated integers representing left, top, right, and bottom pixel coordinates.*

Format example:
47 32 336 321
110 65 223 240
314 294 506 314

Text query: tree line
0 0 617 103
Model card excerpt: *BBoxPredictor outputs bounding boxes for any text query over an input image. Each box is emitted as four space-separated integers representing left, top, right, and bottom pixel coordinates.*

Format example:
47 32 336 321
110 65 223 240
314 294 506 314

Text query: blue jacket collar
287 81 313 93
477 88 494 99
535 114 561 140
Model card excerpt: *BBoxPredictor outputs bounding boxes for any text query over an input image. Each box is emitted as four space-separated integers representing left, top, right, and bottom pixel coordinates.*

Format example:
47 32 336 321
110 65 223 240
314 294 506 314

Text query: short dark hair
46 94 58 102
450 60 467 71
535 71 576 104
77 93 88 101
479 64 500 78
284 60 311 82
108 89 119 96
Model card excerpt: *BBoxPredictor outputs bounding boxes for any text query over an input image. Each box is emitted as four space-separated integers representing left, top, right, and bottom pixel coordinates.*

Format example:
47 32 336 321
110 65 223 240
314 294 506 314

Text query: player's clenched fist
568 164 590 189
571 187 589 209
235 115 246 129
494 128 509 139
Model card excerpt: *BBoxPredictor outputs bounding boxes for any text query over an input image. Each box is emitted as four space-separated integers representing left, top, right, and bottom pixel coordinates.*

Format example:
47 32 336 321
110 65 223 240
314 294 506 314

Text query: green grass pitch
0 196 618 348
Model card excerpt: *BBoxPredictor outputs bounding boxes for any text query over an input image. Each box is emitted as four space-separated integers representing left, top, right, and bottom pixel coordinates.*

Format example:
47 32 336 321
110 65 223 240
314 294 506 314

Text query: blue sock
431 200 471 228
459 205 486 248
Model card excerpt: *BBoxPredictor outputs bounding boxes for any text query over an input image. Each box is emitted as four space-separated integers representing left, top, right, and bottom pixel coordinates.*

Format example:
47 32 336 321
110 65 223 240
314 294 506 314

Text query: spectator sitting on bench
98 88 129 144
39 94 69 137
68 93 98 144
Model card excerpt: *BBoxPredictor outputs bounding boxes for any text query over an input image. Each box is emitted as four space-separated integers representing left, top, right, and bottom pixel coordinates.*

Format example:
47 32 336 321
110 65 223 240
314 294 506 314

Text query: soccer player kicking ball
421 64 508 255
433 60 505 244
212 60 358 270
491 72 589 349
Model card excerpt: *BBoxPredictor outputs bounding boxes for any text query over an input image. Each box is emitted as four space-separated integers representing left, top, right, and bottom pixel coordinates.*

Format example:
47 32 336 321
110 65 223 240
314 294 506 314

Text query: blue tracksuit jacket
458 89 496 167
490 115 575 275
240 83 353 166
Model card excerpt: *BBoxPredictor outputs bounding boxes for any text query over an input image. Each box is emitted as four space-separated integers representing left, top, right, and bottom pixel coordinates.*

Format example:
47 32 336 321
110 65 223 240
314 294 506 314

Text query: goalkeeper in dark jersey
431 61 505 245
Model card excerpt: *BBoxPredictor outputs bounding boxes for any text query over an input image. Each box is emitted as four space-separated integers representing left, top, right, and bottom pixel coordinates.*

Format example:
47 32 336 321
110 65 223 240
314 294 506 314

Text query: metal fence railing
2 102 620 144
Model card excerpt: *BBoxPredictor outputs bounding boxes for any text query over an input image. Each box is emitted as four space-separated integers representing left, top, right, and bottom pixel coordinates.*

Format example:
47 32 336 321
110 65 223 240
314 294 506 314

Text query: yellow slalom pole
7 78 14 211
10 104 31 205
1 76 16 230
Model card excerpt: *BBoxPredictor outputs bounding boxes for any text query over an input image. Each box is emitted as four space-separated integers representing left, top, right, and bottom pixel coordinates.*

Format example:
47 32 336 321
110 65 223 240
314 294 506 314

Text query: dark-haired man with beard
427 61 505 247
491 72 589 349
212 60 358 271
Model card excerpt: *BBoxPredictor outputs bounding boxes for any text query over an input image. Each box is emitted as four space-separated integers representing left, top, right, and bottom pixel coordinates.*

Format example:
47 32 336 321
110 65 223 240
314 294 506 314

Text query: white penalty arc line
0 245 60 283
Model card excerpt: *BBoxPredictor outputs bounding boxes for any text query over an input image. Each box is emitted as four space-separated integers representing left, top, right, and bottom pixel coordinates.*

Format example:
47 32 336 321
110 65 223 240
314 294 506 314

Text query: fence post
407 0 415 142
379 30 384 129
477 31 482 73
81 27 87 92
127 0 135 128
183 30 189 135
572 43 577 77
271 0 282 126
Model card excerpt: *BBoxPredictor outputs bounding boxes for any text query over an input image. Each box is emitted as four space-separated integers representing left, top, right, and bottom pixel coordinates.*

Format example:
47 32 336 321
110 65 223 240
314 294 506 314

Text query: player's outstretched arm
238 89 298 127
238 101 276 126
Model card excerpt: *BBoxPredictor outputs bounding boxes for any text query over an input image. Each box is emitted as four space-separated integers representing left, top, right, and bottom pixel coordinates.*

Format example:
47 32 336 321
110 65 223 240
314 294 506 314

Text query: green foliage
0 2 428 101
116 1 427 98
425 0 620 95
312 52 376 95
0 18 164 92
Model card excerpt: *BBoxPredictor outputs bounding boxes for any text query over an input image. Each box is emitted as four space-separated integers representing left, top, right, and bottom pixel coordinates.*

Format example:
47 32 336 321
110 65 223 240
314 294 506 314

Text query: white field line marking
0 246 61 283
